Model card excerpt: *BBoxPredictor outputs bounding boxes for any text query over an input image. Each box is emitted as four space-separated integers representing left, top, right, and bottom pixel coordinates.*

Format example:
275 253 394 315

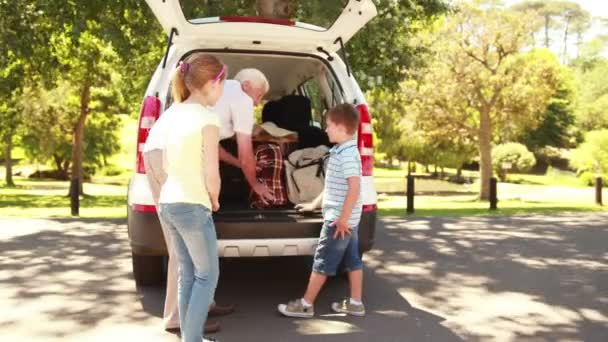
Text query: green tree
0 1 51 186
19 79 123 180
366 88 406 164
571 40 608 132
401 3 562 199
518 67 577 150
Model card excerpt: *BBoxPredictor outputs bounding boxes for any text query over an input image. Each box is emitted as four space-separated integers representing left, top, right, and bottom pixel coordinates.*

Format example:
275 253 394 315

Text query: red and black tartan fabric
250 143 289 208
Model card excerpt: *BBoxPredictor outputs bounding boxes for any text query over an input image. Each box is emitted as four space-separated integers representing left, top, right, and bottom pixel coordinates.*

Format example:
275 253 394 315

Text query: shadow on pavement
373 214 608 341
0 217 157 340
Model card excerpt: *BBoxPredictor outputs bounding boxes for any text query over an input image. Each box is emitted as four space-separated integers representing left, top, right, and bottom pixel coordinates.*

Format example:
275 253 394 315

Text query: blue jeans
159 203 219 342
312 221 363 276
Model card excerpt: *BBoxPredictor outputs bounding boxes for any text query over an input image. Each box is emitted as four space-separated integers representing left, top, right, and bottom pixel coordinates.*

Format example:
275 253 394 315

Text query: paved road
1 214 607 341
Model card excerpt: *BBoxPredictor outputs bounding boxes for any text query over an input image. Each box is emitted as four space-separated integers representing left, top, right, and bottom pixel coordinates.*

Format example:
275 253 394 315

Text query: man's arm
236 132 274 202
143 149 167 206
219 145 240 168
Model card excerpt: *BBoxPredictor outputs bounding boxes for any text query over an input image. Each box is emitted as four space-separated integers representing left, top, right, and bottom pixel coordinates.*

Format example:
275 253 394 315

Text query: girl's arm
202 125 221 211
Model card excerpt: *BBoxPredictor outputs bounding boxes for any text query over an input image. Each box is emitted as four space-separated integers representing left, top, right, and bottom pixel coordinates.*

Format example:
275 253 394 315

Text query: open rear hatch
144 0 377 53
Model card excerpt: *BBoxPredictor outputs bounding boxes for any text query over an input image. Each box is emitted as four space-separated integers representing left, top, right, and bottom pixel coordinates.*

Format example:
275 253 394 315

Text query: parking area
0 214 606 341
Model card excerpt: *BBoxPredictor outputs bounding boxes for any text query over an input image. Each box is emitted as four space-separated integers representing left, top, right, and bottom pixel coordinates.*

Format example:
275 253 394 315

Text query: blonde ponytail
171 54 227 103
172 65 190 103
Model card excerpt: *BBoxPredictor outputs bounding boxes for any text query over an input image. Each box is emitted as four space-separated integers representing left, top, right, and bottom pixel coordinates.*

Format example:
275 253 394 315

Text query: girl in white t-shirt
158 53 226 342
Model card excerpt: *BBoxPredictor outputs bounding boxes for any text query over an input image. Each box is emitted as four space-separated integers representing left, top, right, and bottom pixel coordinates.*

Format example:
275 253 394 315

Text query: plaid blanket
250 143 289 208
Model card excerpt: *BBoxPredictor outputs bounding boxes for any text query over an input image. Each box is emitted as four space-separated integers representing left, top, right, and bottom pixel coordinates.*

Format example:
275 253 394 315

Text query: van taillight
136 96 161 174
356 104 374 177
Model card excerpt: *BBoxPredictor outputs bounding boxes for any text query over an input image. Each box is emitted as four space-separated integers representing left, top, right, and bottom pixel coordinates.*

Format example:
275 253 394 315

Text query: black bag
296 126 331 149
261 100 282 127
278 95 312 132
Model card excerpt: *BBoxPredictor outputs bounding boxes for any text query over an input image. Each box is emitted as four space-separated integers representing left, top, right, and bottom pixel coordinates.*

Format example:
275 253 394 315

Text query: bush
492 143 536 181
578 171 608 187
570 129 608 176
101 165 125 177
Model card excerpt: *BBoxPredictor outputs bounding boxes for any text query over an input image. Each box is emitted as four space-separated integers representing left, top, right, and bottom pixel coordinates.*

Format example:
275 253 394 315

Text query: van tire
132 253 165 286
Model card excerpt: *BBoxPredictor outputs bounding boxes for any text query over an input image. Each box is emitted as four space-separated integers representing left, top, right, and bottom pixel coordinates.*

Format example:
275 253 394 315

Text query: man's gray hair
234 68 269 93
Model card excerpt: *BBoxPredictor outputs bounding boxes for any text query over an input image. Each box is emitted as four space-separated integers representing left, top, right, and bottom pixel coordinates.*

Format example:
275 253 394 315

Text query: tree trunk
544 15 550 48
4 133 15 187
478 107 493 201
563 16 571 64
69 83 90 214
457 167 462 177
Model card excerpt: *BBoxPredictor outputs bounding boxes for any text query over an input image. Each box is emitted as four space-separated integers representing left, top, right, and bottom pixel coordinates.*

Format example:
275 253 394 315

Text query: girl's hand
211 198 220 212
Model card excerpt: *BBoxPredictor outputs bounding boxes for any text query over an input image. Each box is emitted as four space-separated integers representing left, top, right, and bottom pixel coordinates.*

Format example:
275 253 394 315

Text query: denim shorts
312 221 363 276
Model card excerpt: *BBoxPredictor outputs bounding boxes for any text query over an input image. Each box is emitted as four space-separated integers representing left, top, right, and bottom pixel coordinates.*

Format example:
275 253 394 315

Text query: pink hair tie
179 61 190 76
213 65 226 83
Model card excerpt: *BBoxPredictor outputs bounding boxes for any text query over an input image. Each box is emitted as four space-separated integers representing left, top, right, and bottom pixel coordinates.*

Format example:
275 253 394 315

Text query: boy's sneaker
277 299 314 318
331 298 366 316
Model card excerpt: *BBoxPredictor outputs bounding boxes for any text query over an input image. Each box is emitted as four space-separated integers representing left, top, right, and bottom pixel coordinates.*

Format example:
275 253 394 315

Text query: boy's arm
295 192 323 212
333 176 360 240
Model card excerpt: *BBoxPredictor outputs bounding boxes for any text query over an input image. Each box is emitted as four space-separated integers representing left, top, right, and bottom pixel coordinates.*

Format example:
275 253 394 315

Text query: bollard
406 175 415 215
489 177 498 210
596 177 603 206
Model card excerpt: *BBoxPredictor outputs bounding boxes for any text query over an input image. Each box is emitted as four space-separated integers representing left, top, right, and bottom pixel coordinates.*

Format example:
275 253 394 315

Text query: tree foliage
399 3 563 199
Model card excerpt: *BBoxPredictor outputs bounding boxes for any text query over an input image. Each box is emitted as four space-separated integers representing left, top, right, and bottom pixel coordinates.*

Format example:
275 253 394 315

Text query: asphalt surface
1 214 607 341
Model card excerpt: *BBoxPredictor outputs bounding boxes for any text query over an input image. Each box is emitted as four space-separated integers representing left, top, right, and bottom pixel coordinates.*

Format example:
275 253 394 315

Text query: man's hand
331 218 352 240
253 182 274 204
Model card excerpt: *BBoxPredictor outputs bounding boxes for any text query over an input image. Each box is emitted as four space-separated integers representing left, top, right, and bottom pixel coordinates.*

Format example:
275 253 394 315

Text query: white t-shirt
143 111 170 153
158 103 220 209
212 80 255 139
143 110 173 173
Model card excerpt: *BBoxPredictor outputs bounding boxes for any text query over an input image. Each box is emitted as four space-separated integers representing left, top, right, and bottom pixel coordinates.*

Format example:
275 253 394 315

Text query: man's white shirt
212 80 255 140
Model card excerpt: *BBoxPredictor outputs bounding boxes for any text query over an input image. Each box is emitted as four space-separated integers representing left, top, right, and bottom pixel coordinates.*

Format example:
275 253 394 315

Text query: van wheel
132 253 165 286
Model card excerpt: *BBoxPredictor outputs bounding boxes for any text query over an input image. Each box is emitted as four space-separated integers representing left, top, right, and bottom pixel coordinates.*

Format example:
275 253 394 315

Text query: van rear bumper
127 205 377 257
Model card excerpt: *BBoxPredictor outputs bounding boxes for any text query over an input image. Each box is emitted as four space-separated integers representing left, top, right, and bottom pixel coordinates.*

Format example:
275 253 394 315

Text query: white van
128 0 379 285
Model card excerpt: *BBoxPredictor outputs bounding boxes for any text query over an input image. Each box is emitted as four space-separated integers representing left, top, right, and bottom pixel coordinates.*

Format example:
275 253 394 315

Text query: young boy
278 103 365 318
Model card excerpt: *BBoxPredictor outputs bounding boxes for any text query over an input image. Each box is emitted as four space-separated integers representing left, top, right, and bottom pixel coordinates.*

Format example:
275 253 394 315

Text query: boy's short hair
326 104 360 135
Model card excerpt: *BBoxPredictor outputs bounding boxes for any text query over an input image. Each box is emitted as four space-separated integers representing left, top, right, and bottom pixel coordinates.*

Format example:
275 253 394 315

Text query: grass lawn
0 152 604 219
0 177 127 219
373 166 607 217
377 194 607 217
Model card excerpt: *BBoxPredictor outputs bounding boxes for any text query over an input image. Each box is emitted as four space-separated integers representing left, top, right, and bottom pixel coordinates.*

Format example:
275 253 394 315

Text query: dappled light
367 214 608 341
0 218 163 340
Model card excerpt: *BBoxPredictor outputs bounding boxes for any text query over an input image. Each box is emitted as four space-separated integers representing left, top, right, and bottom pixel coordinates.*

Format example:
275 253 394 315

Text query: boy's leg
348 269 363 302
303 272 328 305
331 232 366 316
278 221 350 318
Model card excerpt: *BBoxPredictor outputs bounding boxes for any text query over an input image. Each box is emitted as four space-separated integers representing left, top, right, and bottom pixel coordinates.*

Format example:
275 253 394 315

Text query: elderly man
213 68 274 203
